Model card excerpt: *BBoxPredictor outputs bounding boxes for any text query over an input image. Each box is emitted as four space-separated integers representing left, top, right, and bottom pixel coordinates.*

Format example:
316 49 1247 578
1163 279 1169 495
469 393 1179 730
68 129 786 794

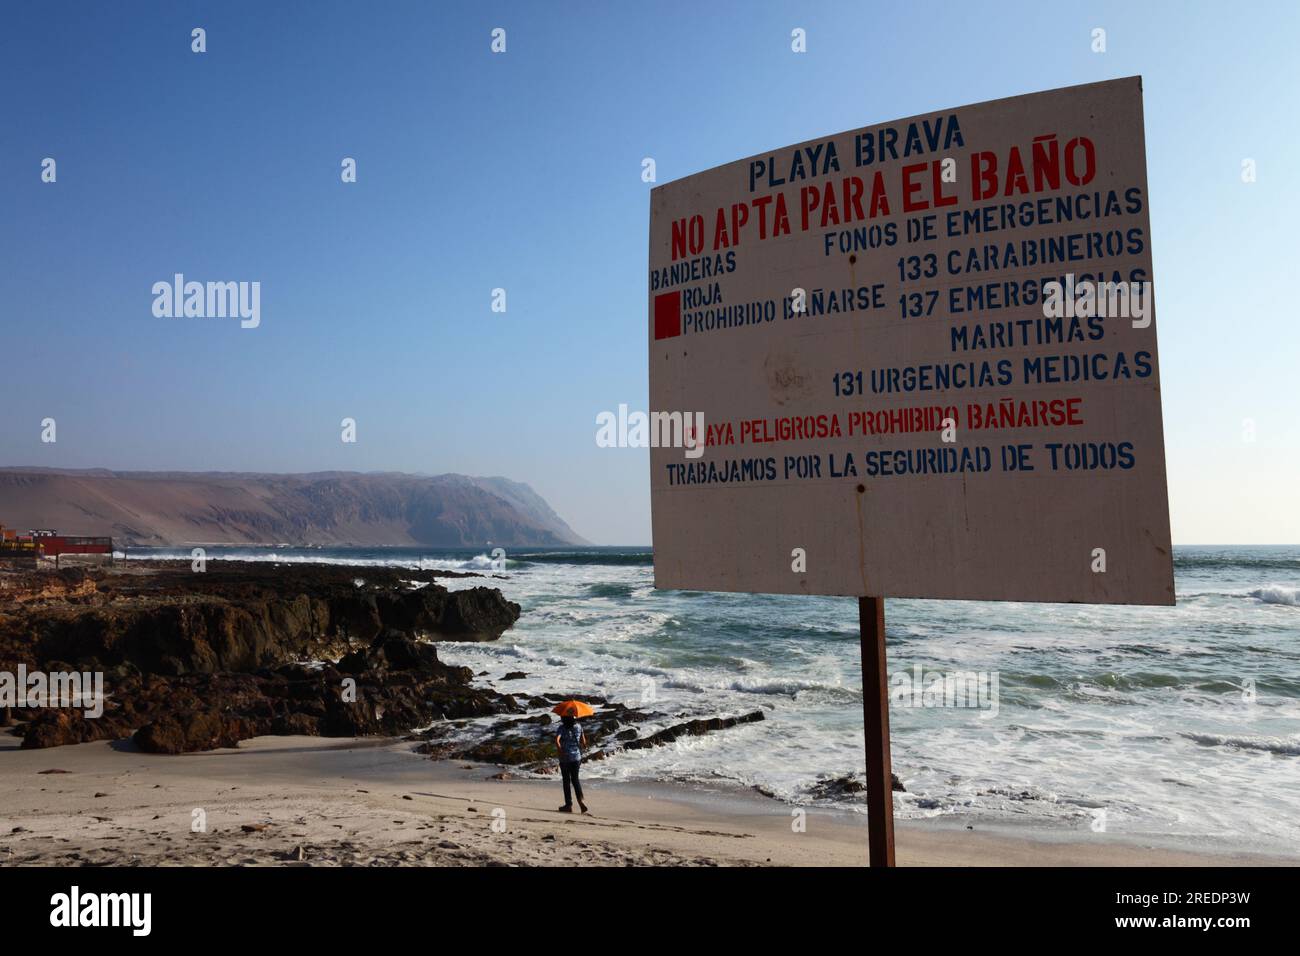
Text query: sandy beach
1 733 1290 868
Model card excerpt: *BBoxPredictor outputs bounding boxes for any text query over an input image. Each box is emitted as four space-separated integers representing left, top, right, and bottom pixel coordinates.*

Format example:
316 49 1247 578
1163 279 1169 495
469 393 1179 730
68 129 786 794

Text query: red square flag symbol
654 291 681 340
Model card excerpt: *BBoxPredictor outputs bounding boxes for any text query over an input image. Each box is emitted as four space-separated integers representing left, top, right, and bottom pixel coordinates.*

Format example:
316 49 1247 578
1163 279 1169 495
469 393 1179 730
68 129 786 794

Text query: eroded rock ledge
0 561 521 677
1 562 521 750
1 563 767 766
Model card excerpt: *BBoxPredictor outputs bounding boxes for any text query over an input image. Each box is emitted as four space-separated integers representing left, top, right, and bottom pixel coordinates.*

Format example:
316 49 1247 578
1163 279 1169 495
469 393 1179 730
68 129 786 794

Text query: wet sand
0 735 1289 867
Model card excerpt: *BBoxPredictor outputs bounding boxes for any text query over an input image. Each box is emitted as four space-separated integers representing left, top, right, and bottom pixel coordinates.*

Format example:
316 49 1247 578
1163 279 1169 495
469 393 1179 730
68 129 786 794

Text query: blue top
557 721 583 763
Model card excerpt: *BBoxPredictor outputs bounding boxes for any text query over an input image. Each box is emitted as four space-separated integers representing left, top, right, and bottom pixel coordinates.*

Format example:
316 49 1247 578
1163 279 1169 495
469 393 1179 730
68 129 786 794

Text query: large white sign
649 78 1173 604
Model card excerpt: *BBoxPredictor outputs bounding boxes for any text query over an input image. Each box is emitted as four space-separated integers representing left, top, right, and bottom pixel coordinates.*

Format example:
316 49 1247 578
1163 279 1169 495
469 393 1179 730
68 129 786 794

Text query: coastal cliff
0 468 588 547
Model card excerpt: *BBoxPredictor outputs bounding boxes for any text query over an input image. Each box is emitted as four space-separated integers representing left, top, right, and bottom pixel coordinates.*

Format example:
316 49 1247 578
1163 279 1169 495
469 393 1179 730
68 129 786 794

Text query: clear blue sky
2 1 1297 544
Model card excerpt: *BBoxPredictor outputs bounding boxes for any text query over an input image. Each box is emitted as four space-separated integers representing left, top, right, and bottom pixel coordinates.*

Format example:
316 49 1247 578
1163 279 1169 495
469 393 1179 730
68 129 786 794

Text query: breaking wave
1249 586 1300 606
1181 733 1300 756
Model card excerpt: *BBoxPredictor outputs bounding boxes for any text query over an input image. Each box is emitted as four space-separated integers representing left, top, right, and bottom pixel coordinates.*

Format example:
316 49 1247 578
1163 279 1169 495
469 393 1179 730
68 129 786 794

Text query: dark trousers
560 760 583 806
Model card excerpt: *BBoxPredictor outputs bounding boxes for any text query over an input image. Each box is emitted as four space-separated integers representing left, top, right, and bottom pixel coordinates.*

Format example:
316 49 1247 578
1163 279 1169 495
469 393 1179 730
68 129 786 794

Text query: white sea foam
1250 586 1300 606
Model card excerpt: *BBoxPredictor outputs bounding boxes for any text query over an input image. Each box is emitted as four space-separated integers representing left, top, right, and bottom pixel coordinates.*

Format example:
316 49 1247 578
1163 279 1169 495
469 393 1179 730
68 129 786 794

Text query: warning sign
649 78 1173 604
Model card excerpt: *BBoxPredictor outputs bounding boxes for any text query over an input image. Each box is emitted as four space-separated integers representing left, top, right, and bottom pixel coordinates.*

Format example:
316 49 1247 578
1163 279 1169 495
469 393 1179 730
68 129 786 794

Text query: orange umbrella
552 700 595 718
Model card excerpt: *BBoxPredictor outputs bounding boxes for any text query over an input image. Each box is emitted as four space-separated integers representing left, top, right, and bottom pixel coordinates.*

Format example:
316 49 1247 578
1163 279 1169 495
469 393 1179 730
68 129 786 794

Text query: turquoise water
127 544 1300 850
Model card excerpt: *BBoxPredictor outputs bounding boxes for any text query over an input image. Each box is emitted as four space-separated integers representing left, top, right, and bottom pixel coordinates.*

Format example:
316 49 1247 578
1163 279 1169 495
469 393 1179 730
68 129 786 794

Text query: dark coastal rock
434 588 523 642
617 711 765 752
270 712 322 736
13 625 522 752
540 693 607 705
978 787 1040 801
806 771 906 800
18 710 121 749
1 563 786 773
419 705 766 770
0 562 521 680
337 629 447 674
134 710 253 755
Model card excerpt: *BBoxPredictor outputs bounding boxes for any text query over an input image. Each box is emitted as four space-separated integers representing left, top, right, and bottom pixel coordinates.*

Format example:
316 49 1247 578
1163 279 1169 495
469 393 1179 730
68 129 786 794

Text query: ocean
126 544 1300 851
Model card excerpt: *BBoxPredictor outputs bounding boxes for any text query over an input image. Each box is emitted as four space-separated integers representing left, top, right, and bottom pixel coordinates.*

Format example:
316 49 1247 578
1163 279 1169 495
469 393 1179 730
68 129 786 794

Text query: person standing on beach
555 714 588 814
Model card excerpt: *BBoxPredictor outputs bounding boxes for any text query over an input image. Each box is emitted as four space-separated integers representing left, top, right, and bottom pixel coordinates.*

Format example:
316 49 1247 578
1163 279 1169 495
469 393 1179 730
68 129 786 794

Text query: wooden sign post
859 595 895 867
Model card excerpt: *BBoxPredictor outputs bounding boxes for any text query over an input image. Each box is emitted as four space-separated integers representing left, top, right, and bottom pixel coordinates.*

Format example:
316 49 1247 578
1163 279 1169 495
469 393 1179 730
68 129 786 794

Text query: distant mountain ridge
0 468 589 548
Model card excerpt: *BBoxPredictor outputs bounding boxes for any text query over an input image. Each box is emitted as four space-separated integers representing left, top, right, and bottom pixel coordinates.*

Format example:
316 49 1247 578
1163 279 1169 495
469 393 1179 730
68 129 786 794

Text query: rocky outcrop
416 699 766 771
3 563 767 769
0 562 521 678
616 711 765 752
0 567 97 605
17 633 520 753
806 771 906 799
1 563 524 752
